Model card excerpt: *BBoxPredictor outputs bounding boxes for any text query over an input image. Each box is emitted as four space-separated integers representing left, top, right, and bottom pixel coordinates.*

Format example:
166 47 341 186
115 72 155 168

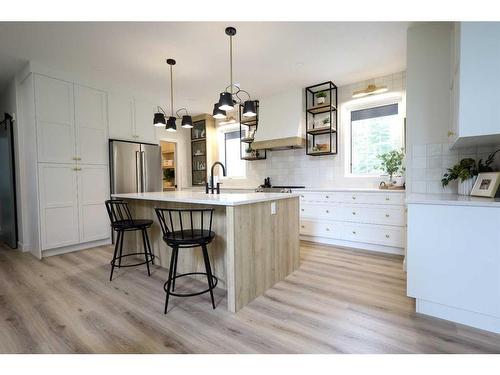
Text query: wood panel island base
111 191 300 312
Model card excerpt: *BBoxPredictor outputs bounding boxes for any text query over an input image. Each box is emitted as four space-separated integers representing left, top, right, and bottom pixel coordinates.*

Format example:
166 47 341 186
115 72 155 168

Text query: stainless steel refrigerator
110 140 162 194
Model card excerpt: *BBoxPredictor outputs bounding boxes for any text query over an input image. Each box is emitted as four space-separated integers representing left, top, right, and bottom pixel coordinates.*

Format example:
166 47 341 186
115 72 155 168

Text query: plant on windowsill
441 148 500 195
377 148 405 188
315 91 327 105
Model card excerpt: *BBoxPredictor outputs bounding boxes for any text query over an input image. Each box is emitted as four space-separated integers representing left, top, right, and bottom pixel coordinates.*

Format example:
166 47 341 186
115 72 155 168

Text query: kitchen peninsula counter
111 191 300 312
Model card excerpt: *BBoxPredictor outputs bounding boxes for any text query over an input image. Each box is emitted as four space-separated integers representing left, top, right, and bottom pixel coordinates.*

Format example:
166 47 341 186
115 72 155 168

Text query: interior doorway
160 140 177 191
0 113 18 249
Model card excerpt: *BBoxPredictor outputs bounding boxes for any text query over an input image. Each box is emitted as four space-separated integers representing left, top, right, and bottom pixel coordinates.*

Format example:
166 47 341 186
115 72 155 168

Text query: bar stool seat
155 207 218 313
163 229 215 247
112 219 153 231
105 199 155 281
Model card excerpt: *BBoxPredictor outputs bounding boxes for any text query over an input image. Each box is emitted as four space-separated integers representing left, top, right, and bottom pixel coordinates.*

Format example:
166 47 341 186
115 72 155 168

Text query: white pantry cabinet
299 190 406 255
77 165 110 243
34 75 76 164
108 92 157 143
74 85 108 165
449 22 500 148
19 72 111 257
38 163 80 249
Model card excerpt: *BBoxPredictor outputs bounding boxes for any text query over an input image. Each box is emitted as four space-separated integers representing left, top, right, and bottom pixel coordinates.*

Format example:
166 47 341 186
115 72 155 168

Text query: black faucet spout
207 161 226 194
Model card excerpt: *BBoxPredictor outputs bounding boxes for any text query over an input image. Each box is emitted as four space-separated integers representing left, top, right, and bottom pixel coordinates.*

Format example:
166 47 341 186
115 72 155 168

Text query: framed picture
470 172 500 198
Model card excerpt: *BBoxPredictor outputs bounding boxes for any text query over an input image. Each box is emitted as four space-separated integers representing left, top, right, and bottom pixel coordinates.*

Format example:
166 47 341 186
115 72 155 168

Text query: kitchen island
111 191 300 312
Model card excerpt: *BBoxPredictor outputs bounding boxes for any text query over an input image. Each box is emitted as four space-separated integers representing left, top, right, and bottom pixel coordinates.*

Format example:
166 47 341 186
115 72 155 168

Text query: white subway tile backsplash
412 145 426 158
413 156 427 169
426 168 443 181
427 144 442 157
426 181 444 194
427 156 442 169
413 181 427 193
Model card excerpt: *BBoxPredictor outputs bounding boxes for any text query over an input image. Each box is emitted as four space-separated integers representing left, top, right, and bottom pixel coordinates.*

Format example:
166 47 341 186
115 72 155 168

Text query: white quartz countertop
406 193 500 208
187 187 405 193
112 191 300 206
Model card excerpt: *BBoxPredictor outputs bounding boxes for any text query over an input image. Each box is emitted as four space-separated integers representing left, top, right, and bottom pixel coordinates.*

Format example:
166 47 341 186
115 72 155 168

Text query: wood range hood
251 136 306 151
251 88 306 151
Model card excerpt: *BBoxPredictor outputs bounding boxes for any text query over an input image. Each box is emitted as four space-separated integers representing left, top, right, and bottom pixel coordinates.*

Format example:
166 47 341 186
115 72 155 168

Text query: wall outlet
271 201 277 215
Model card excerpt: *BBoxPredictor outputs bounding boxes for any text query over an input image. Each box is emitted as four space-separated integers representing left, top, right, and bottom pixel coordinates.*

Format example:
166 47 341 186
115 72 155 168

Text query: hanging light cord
169 63 174 117
229 33 233 95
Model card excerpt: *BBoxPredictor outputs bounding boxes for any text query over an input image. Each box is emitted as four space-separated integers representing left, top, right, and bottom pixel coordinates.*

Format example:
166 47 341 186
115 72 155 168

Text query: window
350 103 403 175
218 128 246 178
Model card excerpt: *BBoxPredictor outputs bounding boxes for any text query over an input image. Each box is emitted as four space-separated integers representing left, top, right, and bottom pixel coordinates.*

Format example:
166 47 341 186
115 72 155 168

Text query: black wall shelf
239 100 266 160
191 120 208 185
305 81 338 156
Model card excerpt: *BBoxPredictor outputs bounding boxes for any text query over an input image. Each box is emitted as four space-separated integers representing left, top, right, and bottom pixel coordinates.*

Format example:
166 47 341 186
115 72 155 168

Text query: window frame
344 94 405 178
216 124 247 180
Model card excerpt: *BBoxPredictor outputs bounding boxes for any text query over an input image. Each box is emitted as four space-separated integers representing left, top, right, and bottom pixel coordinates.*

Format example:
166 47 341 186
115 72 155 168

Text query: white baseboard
42 238 111 257
416 299 500 334
300 235 404 256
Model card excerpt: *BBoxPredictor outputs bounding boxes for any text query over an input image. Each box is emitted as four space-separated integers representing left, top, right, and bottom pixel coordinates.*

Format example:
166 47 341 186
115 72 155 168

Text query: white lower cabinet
299 191 406 253
38 163 80 250
38 163 110 251
77 165 110 242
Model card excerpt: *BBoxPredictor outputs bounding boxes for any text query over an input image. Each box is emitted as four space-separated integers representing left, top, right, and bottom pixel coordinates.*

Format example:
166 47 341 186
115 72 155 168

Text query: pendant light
213 26 256 119
153 58 193 131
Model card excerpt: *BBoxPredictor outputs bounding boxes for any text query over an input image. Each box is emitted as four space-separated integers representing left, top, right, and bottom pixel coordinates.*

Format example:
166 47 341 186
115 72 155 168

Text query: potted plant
322 117 330 126
245 145 252 155
315 91 327 105
377 148 405 187
442 148 500 195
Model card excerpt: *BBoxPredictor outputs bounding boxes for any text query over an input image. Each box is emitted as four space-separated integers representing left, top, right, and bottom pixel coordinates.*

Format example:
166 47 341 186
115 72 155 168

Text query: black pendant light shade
153 112 166 127
218 92 234 111
242 100 257 117
212 103 227 119
166 116 177 132
181 115 193 128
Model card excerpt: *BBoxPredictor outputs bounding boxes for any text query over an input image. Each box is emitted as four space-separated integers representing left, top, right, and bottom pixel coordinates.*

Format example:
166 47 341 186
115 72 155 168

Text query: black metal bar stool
105 199 155 281
154 207 218 313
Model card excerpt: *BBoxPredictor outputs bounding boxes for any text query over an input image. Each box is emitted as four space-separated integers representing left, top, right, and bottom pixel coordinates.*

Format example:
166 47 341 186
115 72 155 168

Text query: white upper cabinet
450 22 500 148
34 75 76 163
74 85 108 165
108 92 157 143
108 92 135 140
134 99 157 143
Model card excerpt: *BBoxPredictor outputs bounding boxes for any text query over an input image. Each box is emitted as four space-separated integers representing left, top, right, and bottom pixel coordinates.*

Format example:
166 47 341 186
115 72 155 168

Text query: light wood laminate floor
1 241 500 353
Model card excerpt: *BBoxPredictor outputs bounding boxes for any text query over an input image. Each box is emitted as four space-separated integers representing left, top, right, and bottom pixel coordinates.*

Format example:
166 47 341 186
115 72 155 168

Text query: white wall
220 71 406 189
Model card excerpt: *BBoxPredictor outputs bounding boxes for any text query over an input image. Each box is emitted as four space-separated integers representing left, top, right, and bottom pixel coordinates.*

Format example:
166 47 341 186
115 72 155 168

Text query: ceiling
0 22 409 115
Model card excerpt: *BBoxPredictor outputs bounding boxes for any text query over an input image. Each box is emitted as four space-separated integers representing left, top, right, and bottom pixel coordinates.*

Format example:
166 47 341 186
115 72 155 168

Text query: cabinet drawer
300 220 343 239
300 202 341 220
344 223 405 248
342 205 405 226
299 192 334 203
340 192 405 205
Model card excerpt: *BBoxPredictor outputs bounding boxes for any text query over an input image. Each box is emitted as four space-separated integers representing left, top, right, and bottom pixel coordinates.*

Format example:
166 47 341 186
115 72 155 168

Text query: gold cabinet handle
301 225 304 228
447 131 455 137
72 167 81 171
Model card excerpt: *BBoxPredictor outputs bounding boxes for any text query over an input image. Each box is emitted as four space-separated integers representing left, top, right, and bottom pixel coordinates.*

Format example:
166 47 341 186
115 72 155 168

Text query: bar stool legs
164 246 178 314
201 244 216 309
109 230 122 281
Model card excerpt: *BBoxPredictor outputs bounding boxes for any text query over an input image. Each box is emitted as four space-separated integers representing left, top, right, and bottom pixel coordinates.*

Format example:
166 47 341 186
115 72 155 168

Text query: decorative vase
458 176 477 195
317 97 325 105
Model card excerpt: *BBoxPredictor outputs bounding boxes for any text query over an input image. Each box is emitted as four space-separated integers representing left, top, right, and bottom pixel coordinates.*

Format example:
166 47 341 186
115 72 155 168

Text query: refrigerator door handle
141 151 146 193
135 151 141 193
